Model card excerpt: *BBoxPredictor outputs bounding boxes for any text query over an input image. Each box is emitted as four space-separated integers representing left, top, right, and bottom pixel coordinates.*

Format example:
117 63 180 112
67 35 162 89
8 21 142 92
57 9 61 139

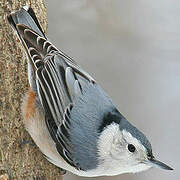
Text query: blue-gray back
69 83 115 170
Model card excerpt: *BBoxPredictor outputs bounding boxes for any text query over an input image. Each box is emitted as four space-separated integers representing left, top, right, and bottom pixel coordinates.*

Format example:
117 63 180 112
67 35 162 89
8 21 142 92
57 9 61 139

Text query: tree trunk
0 0 63 179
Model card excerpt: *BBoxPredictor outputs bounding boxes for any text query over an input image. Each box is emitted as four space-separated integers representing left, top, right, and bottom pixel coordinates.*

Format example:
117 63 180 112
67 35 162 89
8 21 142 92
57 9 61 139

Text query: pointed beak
148 156 173 170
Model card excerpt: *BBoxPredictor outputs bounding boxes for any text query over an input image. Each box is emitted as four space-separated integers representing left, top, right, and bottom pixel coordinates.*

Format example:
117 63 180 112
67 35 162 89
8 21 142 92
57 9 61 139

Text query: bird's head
96 109 173 176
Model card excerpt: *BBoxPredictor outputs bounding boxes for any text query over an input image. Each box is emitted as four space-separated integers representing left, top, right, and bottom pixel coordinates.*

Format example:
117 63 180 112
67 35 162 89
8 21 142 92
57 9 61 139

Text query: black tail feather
7 6 46 38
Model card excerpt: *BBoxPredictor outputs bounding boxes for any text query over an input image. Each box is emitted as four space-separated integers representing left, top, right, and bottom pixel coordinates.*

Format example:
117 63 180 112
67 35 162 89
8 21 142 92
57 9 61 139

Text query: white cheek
97 124 135 164
97 123 121 159
97 124 129 171
94 124 151 176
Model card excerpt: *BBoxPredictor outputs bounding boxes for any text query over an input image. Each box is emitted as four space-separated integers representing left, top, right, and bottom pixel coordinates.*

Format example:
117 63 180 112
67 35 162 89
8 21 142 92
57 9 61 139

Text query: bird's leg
58 168 66 175
19 139 35 148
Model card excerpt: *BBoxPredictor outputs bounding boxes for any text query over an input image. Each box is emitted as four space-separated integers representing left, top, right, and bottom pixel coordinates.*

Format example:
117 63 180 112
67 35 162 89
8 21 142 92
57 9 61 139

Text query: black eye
128 144 136 153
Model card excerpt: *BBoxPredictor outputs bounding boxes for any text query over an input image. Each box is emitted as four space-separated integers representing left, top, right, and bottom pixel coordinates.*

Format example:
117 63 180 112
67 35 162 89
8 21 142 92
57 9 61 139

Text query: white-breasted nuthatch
7 6 173 177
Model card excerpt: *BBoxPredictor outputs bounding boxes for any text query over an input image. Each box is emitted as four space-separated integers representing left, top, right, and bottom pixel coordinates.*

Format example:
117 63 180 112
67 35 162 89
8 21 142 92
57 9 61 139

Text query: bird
7 6 173 177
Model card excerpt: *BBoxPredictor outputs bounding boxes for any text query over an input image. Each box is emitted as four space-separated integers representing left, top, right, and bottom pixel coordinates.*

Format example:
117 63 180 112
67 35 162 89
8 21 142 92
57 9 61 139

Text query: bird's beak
148 156 173 170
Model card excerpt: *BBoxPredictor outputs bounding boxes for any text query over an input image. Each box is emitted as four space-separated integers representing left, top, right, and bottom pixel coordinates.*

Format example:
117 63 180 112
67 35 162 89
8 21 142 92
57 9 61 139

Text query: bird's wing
14 23 95 169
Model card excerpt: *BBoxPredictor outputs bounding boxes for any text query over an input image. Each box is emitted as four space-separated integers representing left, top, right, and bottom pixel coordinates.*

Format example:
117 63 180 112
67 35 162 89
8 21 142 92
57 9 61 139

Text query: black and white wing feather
20 25 95 169
8 7 95 170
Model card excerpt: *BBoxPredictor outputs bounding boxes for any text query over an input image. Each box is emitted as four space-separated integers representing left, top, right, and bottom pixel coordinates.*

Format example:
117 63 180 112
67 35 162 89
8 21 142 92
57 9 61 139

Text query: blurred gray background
46 0 179 179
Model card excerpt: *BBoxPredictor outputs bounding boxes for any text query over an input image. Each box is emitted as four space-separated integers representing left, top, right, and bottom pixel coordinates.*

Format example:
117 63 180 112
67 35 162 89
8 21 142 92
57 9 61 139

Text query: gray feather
69 83 115 170
8 6 45 38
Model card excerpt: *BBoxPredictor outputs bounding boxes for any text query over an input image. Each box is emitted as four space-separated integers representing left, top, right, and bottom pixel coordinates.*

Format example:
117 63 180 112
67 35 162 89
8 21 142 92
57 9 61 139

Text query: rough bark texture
0 0 63 179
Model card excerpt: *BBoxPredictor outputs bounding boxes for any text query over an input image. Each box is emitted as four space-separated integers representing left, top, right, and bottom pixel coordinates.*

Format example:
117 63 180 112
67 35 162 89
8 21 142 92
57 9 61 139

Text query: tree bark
0 0 63 179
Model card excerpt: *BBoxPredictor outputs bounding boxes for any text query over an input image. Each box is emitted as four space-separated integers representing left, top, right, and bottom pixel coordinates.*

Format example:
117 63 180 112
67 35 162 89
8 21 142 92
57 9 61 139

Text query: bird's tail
7 6 57 90
7 5 45 39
